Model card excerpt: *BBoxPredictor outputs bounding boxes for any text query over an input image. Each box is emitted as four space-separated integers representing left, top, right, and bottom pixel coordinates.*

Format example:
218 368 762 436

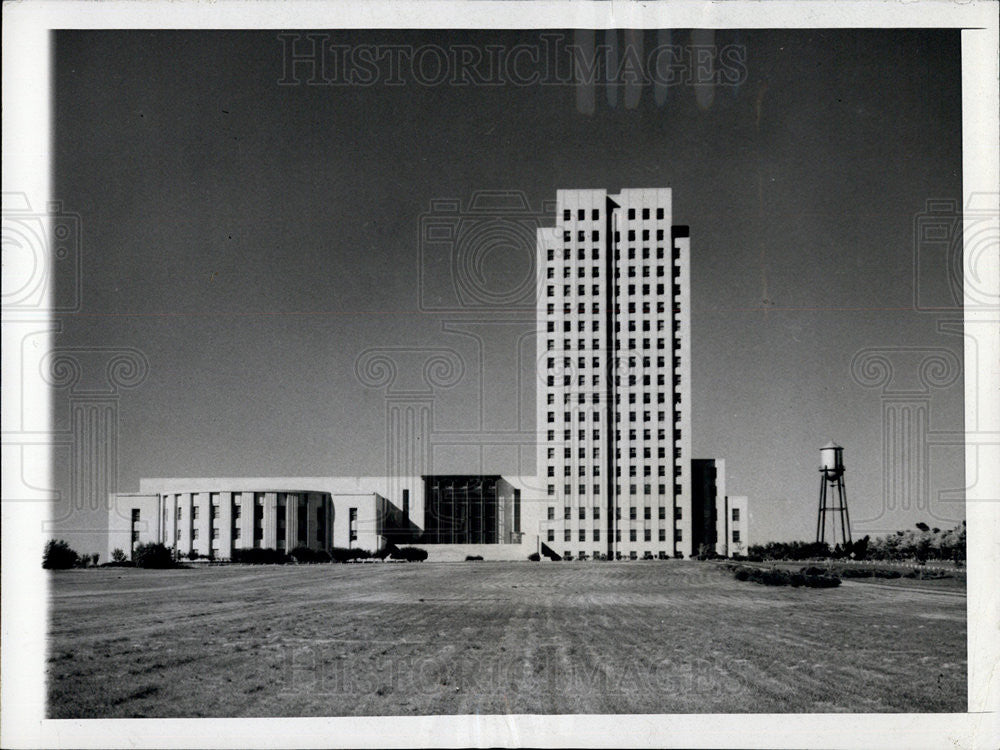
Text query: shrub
43 539 79 569
839 566 901 579
290 546 330 563
330 547 372 563
527 552 541 561
801 566 829 577
231 547 288 565
133 542 175 569
465 555 484 561
805 574 841 588
111 548 127 564
905 568 951 580
730 564 841 588
390 546 428 562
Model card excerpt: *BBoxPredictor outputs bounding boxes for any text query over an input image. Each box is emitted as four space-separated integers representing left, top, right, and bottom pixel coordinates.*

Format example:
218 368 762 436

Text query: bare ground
47 561 966 717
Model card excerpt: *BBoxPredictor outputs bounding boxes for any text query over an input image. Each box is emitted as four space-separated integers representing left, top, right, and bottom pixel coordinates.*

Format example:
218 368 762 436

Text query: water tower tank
820 441 844 478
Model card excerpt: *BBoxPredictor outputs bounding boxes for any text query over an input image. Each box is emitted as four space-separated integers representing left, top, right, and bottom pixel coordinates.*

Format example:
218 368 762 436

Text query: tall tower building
534 188 692 561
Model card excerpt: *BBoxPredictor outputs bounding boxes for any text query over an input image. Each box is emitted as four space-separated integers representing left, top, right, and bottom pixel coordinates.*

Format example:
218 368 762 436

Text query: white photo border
2 1 997 748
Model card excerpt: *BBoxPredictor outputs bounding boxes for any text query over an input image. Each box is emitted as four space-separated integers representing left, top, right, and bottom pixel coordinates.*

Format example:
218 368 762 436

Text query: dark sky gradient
52 29 964 552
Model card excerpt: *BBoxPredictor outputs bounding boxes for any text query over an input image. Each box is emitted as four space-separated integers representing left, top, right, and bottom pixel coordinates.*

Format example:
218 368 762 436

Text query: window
547 506 555 521
629 507 637 520
658 507 666 520
564 529 571 542
234 527 241 539
192 528 199 540
629 530 637 542
579 507 586 520
733 530 741 543
627 208 635 219
644 529 651 542
349 507 358 542
642 208 650 220
593 505 600 519
659 529 666 542
579 530 586 542
644 507 651 520
593 529 601 541
564 507 572 520
732 508 741 522
675 529 683 542
548 529 555 542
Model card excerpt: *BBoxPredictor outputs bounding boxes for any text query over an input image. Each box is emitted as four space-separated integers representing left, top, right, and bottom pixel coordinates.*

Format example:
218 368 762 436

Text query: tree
43 539 79 569
111 548 128 564
915 521 930 532
133 542 174 568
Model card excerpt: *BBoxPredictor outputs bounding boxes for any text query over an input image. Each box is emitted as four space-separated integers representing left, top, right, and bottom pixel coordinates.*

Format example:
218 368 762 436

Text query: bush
133 542 175 569
838 566 901 579
43 539 79 569
528 552 540 561
805 574 841 588
730 564 841 588
231 547 288 565
111 548 128 564
290 546 331 563
330 547 372 563
465 555 484 561
905 567 951 580
390 546 428 562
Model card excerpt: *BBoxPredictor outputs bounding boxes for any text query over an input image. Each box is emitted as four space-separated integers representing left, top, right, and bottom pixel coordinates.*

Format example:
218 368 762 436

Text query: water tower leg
816 475 826 544
839 475 852 545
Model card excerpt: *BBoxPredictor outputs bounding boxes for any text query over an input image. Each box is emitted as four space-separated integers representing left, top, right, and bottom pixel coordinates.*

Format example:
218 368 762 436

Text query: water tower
816 441 852 546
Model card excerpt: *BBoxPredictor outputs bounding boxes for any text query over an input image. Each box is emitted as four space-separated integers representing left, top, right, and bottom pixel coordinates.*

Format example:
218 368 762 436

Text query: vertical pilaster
263 492 278 549
196 493 211 556
285 493 299 551
218 492 233 558
305 493 317 550
240 492 254 549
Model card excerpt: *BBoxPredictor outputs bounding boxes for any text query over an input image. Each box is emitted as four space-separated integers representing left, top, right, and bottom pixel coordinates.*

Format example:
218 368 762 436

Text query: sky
50 28 965 553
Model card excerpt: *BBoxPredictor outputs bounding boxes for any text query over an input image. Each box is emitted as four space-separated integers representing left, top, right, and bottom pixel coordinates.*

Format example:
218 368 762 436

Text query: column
168 494 178 554
263 492 278 550
183 493 195 555
285 494 299 551
197 493 212 556
239 492 254 549
218 492 233 559
305 493 317 550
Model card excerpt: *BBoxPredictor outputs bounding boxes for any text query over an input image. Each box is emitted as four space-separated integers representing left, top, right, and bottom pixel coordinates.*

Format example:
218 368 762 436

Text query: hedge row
730 564 841 588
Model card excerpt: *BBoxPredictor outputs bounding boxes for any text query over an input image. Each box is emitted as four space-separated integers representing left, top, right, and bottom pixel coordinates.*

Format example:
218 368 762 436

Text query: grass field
47 561 966 717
